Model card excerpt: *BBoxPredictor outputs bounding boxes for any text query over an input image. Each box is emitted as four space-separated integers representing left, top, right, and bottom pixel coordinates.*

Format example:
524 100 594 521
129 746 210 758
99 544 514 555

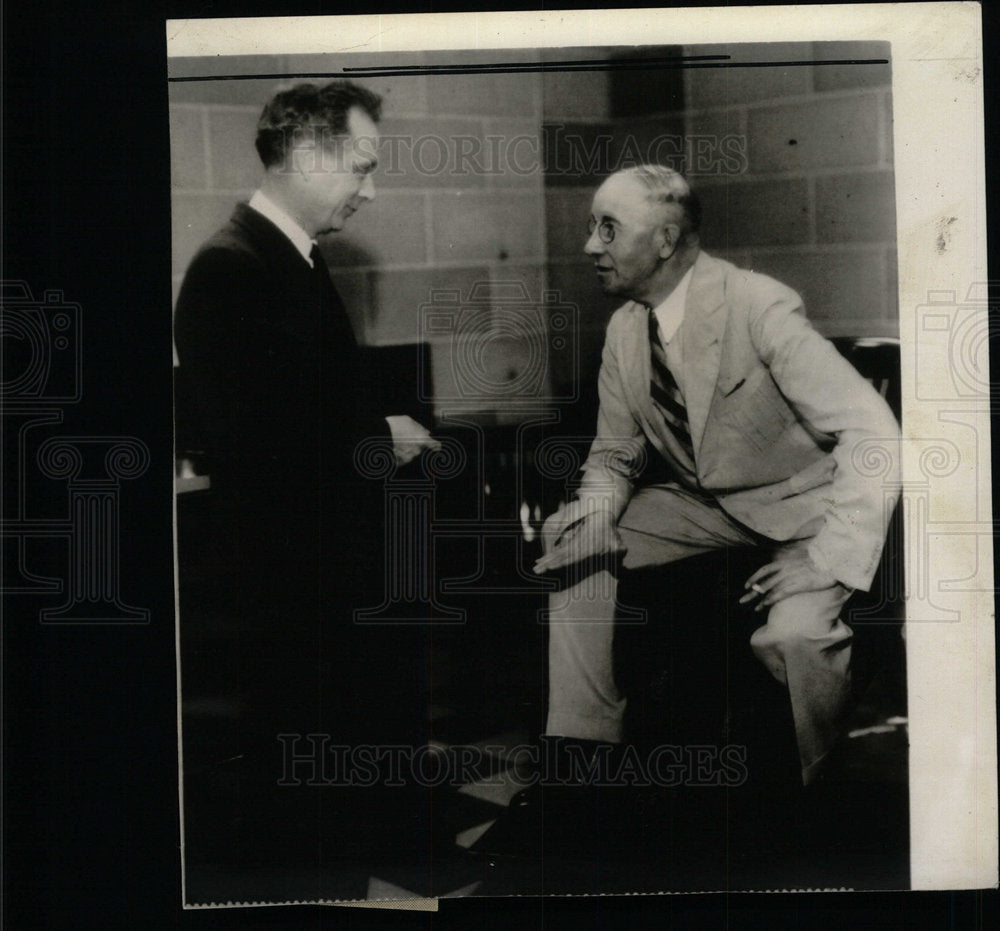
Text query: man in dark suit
174 81 438 869
532 165 901 787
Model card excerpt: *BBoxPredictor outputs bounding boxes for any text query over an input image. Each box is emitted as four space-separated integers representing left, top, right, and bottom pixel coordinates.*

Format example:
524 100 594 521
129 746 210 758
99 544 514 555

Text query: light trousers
544 484 854 785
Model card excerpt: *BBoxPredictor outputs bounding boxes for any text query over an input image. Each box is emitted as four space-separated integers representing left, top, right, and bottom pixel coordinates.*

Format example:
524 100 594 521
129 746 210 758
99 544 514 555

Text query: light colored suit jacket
581 251 901 592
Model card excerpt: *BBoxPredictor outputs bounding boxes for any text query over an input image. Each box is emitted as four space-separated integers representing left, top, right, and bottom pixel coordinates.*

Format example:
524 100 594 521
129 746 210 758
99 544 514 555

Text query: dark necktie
310 243 356 346
310 243 336 299
648 308 695 463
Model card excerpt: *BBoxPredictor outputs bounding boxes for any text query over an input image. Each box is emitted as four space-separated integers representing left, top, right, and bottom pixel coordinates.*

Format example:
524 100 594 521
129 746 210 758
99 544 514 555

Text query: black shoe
470 736 657 861
470 783 642 863
467 783 545 861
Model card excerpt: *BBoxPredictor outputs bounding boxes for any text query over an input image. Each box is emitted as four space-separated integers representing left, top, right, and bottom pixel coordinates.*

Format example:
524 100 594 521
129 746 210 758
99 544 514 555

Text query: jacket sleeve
746 281 901 591
174 245 274 487
174 244 391 500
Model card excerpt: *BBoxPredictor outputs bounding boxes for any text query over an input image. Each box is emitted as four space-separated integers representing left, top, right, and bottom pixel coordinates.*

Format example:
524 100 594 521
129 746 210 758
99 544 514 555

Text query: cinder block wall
172 43 896 427
169 51 547 422
683 41 897 338
542 48 688 404
540 41 897 411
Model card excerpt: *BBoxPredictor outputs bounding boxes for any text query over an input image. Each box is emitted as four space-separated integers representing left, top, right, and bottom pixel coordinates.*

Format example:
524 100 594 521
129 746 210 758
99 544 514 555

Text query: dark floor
179 590 909 904
178 481 909 903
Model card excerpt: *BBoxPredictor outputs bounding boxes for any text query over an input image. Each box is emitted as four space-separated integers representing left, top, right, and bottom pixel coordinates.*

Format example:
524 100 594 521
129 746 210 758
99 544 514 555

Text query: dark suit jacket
174 203 391 631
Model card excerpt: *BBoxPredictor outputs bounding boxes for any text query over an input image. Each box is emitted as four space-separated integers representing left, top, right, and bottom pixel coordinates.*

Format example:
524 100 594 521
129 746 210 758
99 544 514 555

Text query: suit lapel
231 203 358 346
679 253 728 455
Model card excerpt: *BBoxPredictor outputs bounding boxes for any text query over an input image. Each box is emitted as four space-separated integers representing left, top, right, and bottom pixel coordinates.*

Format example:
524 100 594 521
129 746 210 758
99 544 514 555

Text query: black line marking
345 54 730 71
168 58 890 82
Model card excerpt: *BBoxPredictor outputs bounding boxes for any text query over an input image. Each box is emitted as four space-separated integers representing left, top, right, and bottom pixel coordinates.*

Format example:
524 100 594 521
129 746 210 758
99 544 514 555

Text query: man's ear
288 144 311 180
659 223 682 258
289 133 328 179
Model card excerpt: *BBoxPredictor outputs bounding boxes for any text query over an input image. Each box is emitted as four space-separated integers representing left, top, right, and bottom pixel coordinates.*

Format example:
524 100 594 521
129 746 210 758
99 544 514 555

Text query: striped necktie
648 308 695 462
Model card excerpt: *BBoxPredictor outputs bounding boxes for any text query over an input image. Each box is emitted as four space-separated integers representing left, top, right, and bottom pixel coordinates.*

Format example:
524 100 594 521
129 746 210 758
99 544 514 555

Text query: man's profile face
585 174 681 303
296 105 379 236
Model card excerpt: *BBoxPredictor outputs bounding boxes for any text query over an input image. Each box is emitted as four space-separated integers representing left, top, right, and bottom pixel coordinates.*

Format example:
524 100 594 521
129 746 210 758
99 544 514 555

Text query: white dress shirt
248 190 316 266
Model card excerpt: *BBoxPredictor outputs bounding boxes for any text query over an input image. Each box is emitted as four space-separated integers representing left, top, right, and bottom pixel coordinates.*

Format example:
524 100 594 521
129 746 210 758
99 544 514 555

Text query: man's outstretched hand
740 545 844 612
532 501 625 575
385 415 441 466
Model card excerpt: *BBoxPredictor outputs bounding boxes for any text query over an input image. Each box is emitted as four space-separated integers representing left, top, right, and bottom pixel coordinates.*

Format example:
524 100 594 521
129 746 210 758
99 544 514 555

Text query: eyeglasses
588 217 615 244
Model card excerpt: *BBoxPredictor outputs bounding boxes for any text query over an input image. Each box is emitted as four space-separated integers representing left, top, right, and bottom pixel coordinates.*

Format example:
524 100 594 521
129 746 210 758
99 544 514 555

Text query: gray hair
617 164 701 234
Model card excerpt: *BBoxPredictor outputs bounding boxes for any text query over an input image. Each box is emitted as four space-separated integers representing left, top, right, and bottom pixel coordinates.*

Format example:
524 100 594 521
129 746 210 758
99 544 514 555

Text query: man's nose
359 174 375 202
584 228 605 257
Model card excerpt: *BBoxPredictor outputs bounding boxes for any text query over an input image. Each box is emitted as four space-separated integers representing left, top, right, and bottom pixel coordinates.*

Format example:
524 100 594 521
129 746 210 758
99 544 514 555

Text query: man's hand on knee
533 502 624 575
739 546 842 612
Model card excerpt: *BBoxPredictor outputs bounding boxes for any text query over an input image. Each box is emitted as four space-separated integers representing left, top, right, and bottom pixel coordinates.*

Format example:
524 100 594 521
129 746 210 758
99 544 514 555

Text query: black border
4 0 997 926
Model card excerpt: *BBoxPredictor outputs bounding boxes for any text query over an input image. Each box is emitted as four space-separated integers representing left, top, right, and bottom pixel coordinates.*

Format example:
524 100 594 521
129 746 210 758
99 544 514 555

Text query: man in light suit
533 165 901 786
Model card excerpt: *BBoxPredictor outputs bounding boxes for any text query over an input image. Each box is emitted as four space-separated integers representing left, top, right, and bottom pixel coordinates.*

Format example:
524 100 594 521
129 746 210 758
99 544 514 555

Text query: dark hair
255 80 383 168
619 164 702 235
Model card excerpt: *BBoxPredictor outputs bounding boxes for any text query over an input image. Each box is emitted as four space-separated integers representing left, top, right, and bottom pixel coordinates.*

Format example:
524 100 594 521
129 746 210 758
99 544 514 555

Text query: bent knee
750 595 853 657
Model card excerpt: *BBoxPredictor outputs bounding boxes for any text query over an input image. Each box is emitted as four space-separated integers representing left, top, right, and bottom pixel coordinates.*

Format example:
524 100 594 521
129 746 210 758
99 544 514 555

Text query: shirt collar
649 264 695 345
248 190 316 266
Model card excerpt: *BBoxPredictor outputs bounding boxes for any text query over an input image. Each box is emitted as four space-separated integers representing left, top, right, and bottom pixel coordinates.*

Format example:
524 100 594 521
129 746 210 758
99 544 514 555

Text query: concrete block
884 92 894 165
685 42 813 110
427 70 541 119
546 260 620 333
171 193 241 275
428 331 551 411
541 119 683 187
622 116 689 169
207 107 263 191
697 177 810 249
481 119 545 187
368 265 490 345
747 94 880 172
323 192 428 268
167 57 289 106
815 171 896 243
541 121 614 187
543 67 612 120
811 41 891 92
546 260 619 400
430 191 543 263
409 49 541 118
747 247 887 326
684 109 749 180
490 265 550 324
608 48 686 118
283 51 428 118
170 106 208 190
375 116 489 190
545 187 594 260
